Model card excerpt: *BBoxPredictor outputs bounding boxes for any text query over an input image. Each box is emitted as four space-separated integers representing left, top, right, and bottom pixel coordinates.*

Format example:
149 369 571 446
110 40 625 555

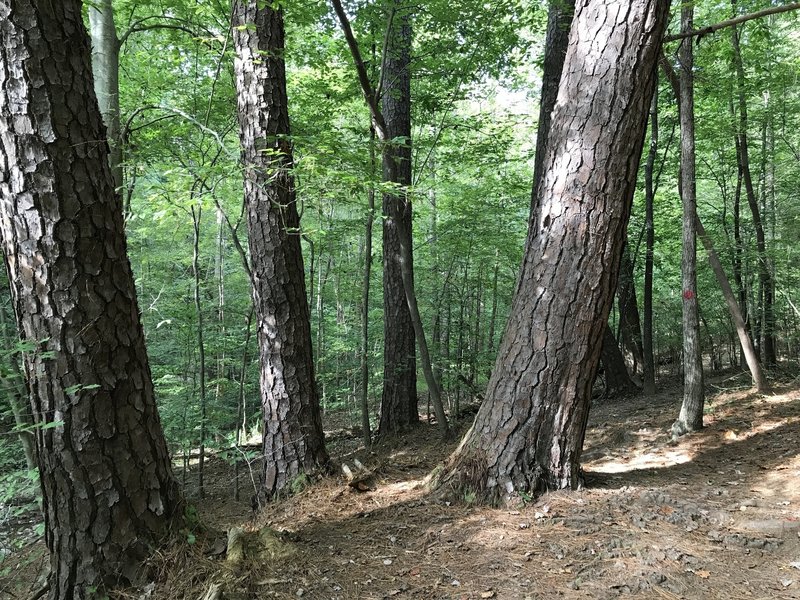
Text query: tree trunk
617 248 645 375
695 218 768 391
600 325 639 397
530 0 576 219
0 2 181 595
434 0 668 502
642 88 658 394
232 1 328 501
360 127 377 448
0 295 36 471
191 205 207 499
673 2 705 438
89 0 123 198
730 2 776 366
379 0 419 435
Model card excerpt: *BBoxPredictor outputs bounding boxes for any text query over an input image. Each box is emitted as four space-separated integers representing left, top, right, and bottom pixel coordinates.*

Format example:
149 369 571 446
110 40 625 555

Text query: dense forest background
1 0 800 552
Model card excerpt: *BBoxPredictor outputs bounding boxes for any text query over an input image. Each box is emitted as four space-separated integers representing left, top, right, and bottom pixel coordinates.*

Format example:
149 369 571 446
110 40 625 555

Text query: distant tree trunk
642 88 658 394
379 0 419 435
617 248 645 374
487 252 500 354
600 325 638 397
695 218 768 391
0 2 181 595
0 299 36 471
673 3 705 438
89 0 123 199
331 0 449 437
434 0 668 502
731 2 776 366
360 127 377 447
731 155 750 358
191 205 207 499
232 1 328 501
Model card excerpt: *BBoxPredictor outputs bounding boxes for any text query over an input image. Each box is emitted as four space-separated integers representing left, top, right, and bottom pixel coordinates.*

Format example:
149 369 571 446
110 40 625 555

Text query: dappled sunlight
589 446 695 474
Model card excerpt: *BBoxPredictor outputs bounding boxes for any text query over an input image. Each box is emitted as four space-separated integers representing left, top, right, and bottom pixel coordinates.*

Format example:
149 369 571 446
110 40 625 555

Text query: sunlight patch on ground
588 446 694 474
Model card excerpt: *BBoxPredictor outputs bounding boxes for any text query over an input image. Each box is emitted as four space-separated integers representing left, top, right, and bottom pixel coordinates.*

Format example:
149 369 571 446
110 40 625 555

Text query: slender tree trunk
673 2 705 438
642 88 658 394
434 0 668 502
191 205 207 499
89 0 123 198
0 3 181 595
731 2 776 366
731 152 751 359
360 127 377 447
234 308 254 501
232 1 328 501
695 217 768 391
617 248 645 374
487 251 500 354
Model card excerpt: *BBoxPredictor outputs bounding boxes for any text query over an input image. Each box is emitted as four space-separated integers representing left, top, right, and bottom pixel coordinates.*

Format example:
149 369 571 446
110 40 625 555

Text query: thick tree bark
89 0 123 198
530 0 575 216
434 0 669 502
232 2 328 501
600 325 639 397
0 2 181 596
673 3 705 438
642 89 658 394
730 5 776 366
379 0 419 435
695 217 768 391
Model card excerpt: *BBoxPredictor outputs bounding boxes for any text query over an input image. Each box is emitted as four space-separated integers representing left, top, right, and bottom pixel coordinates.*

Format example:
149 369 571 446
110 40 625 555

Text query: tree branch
329 0 389 140
664 3 800 42
119 16 201 46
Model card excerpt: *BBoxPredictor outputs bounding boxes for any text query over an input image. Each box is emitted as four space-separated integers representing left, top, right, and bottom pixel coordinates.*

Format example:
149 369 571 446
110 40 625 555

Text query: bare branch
664 3 800 43
329 0 389 140
119 15 202 46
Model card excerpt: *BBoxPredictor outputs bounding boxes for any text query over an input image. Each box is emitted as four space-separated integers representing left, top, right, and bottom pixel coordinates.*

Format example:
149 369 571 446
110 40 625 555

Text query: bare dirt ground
2 372 800 600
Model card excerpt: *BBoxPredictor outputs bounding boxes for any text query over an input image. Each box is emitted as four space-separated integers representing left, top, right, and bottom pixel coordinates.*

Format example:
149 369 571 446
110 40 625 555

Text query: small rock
296 589 305 597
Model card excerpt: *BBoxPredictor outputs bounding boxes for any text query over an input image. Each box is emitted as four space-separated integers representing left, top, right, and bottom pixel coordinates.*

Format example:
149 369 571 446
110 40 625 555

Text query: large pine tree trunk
0 2 181 596
379 0 419 435
232 2 328 500
434 0 668 502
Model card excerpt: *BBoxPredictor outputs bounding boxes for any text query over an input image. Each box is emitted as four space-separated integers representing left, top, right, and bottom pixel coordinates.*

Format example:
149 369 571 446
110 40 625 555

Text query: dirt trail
2 375 799 599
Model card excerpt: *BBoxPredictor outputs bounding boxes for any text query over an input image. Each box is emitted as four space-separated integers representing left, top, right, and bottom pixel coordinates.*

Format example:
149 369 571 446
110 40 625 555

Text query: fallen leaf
696 570 711 579
481 592 496 599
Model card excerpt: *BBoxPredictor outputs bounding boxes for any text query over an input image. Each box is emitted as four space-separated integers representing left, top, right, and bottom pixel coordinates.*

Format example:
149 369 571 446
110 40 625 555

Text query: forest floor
2 371 800 599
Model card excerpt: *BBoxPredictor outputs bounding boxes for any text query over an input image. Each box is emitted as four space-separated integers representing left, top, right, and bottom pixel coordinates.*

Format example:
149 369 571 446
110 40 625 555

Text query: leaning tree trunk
379 0 419 435
695 217 768 391
673 2 705 438
0 2 181 597
232 1 328 501
433 0 669 503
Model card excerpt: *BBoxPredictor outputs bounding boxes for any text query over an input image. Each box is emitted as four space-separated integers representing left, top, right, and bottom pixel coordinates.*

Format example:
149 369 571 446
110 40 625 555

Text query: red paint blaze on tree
683 290 696 300
433 0 670 503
